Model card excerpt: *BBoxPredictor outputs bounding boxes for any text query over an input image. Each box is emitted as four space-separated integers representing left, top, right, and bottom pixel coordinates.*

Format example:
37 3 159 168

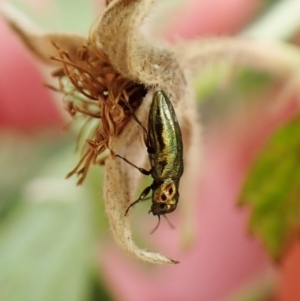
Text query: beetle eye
160 204 166 210
161 194 167 201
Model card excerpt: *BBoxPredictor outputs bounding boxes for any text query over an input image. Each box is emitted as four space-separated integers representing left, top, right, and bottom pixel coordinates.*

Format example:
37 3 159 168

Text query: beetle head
150 181 179 216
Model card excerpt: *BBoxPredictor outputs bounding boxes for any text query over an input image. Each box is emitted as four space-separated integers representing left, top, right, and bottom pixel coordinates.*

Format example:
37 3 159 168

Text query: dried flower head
48 41 147 184
2 0 300 264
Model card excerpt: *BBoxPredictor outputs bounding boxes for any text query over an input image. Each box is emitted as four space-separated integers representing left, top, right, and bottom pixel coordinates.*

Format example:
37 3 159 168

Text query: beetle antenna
123 99 148 136
163 215 175 230
150 215 161 234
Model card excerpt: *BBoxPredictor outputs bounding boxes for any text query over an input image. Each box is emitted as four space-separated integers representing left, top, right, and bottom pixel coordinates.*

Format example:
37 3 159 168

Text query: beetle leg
115 154 151 175
125 185 152 216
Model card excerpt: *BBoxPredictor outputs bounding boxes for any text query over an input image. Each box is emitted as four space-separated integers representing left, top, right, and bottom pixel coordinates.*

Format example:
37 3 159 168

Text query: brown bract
2 0 300 264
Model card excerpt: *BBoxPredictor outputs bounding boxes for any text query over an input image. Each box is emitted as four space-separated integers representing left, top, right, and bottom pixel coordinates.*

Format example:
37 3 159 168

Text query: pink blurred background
1 0 298 300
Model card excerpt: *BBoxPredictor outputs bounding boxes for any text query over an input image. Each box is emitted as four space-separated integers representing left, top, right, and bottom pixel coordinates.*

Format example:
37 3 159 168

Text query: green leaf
0 133 72 219
240 116 300 260
0 131 113 301
0 200 93 301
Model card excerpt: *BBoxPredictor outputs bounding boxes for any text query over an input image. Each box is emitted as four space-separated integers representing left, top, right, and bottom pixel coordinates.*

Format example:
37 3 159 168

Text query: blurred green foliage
240 117 300 260
195 65 274 125
9 0 99 33
0 133 112 301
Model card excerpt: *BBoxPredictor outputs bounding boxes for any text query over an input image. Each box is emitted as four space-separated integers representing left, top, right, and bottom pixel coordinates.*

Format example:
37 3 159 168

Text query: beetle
116 90 184 227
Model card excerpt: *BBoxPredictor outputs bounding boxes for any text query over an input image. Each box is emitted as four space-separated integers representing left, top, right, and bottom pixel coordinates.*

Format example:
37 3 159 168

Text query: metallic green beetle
117 90 184 220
